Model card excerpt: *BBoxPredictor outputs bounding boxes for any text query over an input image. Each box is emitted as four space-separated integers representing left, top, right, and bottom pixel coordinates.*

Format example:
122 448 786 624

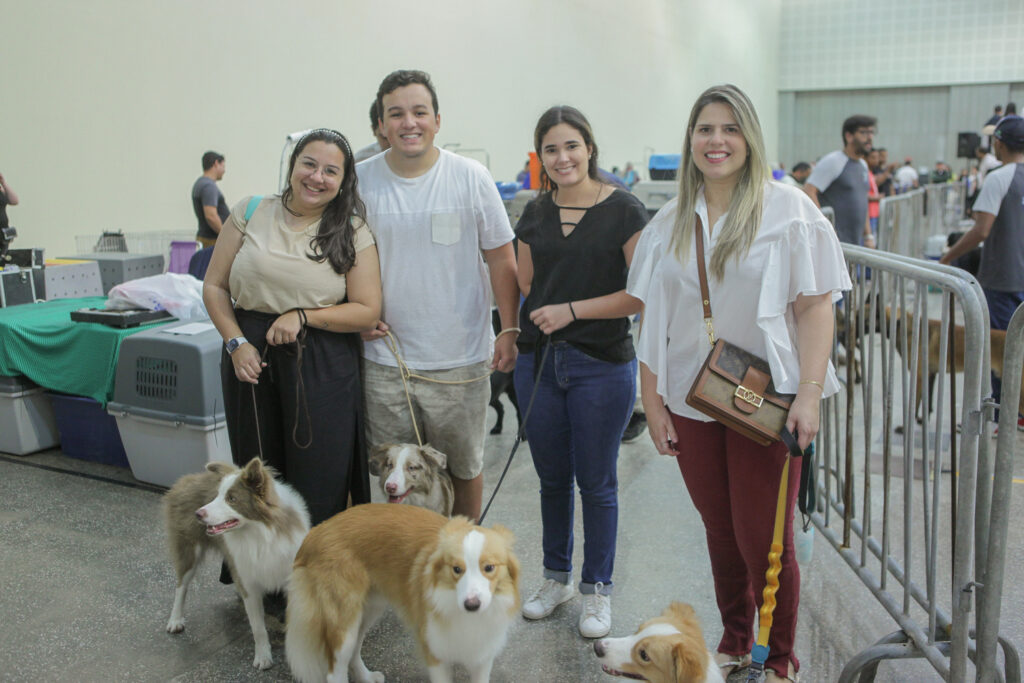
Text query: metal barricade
976 303 1024 683
878 190 924 257
815 245 1020 681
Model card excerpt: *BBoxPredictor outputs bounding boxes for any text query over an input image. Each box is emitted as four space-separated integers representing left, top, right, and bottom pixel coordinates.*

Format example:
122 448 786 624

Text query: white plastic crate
108 412 231 487
0 376 60 455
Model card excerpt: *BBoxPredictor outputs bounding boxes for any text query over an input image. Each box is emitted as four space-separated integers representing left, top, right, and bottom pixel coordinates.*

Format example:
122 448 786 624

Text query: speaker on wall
957 132 981 158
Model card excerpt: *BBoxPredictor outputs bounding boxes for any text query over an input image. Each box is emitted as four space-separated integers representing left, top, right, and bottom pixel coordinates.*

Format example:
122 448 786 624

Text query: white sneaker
578 583 611 638
522 579 574 620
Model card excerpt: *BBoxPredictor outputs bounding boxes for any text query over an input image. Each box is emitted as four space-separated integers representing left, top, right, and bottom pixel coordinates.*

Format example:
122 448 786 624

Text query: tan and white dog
286 503 520 683
163 458 310 670
368 443 454 516
594 602 724 683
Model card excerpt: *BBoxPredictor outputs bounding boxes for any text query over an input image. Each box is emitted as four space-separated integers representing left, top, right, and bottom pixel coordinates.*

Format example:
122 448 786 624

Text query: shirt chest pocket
431 212 462 246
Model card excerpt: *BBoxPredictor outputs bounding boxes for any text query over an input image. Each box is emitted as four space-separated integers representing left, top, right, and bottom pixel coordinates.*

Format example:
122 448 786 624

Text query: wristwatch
225 336 248 354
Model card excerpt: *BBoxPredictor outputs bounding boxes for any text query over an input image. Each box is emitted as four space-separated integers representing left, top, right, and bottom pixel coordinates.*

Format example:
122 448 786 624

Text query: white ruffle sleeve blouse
626 181 852 420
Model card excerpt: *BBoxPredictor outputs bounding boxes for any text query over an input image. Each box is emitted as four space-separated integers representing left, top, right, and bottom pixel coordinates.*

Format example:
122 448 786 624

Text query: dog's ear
241 458 268 497
489 523 516 548
368 444 397 476
670 637 705 683
205 461 235 476
419 444 448 469
663 602 696 623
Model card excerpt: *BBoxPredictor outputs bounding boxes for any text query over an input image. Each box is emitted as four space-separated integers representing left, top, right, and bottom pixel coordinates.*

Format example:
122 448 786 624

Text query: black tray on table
70 308 174 328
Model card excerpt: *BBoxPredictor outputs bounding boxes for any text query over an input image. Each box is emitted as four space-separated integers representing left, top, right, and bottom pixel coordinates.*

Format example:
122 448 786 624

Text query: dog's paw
165 618 185 634
354 672 385 683
252 649 273 670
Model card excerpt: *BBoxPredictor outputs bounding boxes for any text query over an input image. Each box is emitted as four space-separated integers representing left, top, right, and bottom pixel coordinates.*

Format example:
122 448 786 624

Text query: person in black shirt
0 171 20 230
513 105 647 639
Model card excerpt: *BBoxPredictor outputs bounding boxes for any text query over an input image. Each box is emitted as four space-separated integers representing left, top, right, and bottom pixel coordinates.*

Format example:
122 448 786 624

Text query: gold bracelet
495 327 521 341
799 379 824 390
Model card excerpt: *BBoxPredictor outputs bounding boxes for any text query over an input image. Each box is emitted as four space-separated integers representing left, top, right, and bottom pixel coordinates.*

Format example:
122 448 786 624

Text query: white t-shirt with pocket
356 148 514 369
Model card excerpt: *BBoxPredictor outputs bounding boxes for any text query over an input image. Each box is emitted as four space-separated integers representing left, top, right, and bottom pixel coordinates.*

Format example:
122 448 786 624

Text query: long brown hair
280 129 366 275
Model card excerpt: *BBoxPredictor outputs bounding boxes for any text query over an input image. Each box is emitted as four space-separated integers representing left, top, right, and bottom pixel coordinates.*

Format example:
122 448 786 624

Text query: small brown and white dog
368 443 454 516
286 503 520 683
163 458 310 670
594 602 724 683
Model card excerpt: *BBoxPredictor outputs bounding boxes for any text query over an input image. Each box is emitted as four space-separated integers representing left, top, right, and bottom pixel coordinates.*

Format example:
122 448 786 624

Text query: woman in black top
514 106 648 639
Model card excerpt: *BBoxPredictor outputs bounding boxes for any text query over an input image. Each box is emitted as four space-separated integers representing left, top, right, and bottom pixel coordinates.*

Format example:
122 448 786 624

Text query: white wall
779 0 1024 91
2 0 781 257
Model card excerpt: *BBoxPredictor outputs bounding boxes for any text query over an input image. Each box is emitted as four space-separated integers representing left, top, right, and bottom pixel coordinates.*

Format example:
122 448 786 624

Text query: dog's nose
593 641 606 657
385 482 398 494
463 596 481 611
196 508 207 520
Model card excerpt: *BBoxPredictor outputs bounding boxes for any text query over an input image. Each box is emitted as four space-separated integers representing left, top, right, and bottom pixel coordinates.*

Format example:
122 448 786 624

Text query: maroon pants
670 413 801 677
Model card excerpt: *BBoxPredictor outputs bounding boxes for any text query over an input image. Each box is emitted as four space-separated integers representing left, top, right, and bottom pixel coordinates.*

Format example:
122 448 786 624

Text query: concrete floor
1 392 1022 682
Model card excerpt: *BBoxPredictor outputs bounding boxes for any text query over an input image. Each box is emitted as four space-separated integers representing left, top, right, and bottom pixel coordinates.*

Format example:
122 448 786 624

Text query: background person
354 100 391 163
0 171 20 231
941 115 1024 433
804 115 876 248
203 128 381 525
191 151 230 248
513 106 647 639
627 84 850 682
357 69 519 522
781 161 811 186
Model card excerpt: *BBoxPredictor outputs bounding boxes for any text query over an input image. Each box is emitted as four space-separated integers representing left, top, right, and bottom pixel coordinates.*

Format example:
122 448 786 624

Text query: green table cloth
0 297 174 406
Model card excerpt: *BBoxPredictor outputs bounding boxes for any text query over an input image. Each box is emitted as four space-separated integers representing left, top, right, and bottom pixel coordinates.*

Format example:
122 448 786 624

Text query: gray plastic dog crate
58 253 164 295
0 375 60 455
106 320 231 486
44 260 104 300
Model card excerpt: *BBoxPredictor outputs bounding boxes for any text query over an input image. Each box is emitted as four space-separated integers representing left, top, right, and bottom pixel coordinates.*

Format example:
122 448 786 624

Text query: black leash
249 313 313 459
478 338 552 525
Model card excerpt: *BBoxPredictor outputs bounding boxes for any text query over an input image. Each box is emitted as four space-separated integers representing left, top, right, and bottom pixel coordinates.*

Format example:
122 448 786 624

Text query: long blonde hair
671 84 770 280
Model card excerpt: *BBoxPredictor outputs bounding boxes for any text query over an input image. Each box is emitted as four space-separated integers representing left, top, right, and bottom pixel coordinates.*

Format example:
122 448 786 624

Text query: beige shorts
362 358 490 480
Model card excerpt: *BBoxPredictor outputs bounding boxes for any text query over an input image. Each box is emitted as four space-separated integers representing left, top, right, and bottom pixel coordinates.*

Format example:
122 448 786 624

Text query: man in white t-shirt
357 70 519 521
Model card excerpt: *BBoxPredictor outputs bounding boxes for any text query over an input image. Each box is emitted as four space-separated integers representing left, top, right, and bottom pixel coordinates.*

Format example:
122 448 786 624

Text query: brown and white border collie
594 602 724 683
163 458 310 670
286 503 520 683
368 443 455 516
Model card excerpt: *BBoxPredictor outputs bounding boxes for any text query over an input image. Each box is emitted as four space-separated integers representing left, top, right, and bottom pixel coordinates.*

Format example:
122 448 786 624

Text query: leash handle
748 426 801 674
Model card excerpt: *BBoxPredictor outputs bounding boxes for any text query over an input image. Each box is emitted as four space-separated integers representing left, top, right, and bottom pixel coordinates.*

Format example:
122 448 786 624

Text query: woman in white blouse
627 85 850 682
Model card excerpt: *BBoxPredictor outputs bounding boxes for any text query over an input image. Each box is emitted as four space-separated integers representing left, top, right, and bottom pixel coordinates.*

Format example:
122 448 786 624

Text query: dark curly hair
280 129 366 275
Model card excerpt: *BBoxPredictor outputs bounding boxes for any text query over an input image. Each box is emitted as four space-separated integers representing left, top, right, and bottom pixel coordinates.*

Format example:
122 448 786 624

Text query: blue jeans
984 287 1024 418
513 343 636 595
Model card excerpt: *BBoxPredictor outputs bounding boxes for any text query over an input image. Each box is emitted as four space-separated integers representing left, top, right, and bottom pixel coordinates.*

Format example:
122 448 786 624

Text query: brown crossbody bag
684 217 795 446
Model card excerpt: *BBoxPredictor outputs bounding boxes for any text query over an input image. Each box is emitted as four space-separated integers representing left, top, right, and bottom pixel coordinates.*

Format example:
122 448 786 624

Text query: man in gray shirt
191 151 229 248
942 115 1024 430
804 115 877 248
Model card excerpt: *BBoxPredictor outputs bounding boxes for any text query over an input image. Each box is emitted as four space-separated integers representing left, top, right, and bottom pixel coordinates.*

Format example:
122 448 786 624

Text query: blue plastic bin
47 392 129 468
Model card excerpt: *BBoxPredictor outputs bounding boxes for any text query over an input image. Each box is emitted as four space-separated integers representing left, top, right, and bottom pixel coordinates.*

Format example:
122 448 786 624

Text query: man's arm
804 183 821 208
483 241 519 373
940 212 995 265
202 205 224 234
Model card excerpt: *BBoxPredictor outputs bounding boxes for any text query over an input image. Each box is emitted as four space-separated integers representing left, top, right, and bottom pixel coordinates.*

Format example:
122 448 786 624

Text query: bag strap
693 217 716 346
244 195 264 223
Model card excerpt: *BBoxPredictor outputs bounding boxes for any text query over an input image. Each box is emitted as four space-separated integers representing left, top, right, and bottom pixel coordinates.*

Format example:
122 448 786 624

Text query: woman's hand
529 303 574 335
231 343 265 384
360 319 389 342
785 388 821 450
266 310 303 346
644 401 679 457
